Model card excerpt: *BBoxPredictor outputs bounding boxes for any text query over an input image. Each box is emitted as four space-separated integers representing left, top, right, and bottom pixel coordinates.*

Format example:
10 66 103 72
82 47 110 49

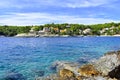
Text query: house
53 28 59 31
60 29 67 33
110 26 115 30
51 27 59 33
43 27 50 32
66 24 70 28
100 28 110 34
105 28 109 30
83 28 91 35
38 27 51 36
38 30 45 35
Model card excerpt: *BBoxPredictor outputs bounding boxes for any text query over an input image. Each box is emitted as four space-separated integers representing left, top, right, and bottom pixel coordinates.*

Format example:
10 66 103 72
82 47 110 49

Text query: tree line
0 22 120 36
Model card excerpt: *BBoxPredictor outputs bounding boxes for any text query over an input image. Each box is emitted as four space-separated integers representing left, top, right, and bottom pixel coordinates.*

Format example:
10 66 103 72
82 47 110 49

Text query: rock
35 74 59 80
76 76 82 80
50 61 80 74
116 50 120 60
59 69 75 78
36 69 76 80
94 76 106 80
93 51 120 76
36 71 44 77
4 72 26 80
50 62 58 72
104 51 116 56
108 65 120 79
78 64 100 77
108 78 117 80
32 70 45 77
104 50 120 61
76 57 89 64
43 50 120 80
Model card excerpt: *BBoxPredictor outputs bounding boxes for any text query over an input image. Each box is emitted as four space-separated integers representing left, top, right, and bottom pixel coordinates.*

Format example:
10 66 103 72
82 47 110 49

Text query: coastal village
16 25 71 37
0 22 120 37
15 24 120 37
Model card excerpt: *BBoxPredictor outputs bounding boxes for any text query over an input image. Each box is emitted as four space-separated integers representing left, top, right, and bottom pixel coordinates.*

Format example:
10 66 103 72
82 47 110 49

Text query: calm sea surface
0 37 120 80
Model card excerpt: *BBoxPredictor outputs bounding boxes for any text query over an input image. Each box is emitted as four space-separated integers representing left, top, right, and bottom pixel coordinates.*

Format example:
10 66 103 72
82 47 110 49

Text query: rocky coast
36 50 120 80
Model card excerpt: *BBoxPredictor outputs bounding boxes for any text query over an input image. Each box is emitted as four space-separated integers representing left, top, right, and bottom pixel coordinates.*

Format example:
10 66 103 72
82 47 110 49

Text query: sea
0 37 120 80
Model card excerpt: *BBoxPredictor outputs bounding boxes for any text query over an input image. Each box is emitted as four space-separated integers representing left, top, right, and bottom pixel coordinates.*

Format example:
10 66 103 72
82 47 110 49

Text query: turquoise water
0 37 120 80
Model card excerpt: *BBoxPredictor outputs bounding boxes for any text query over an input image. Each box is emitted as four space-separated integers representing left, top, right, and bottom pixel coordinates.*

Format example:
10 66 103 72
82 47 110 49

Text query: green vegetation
0 26 31 36
31 25 43 31
0 22 120 36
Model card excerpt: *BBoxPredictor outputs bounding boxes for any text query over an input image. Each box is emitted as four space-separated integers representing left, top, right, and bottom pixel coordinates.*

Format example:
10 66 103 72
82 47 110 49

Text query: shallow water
0 37 120 80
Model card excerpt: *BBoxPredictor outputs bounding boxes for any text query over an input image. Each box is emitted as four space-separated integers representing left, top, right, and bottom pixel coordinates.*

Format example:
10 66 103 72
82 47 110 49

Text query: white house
83 28 92 35
43 27 50 32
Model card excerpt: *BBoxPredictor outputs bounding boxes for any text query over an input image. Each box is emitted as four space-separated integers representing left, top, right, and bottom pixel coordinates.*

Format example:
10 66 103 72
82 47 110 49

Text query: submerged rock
4 72 26 80
32 70 45 77
76 57 90 64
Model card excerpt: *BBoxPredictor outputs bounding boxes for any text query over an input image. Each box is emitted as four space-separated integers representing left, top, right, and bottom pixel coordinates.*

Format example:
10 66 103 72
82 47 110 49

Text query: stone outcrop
59 69 75 79
50 61 80 73
78 64 100 77
93 50 120 76
108 65 120 79
36 50 120 80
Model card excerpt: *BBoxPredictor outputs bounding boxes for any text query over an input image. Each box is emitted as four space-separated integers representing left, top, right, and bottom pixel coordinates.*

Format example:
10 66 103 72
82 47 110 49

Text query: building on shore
83 28 92 35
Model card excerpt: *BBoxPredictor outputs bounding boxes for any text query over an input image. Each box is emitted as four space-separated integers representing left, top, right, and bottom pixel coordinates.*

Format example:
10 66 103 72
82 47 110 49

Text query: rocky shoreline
14 33 120 38
36 50 120 80
2 50 120 80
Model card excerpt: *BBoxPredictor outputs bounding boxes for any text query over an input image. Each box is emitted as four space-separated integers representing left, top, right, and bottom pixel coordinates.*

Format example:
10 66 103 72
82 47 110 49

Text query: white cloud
65 0 113 8
0 12 119 26
26 0 118 8
0 0 118 9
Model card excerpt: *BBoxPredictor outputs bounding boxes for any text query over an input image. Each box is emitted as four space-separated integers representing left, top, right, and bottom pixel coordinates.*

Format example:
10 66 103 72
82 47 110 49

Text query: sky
0 0 120 25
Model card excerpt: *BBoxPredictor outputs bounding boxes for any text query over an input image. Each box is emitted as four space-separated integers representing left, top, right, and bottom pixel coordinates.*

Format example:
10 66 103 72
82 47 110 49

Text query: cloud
0 0 119 26
63 0 114 8
0 0 118 9
0 12 119 26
